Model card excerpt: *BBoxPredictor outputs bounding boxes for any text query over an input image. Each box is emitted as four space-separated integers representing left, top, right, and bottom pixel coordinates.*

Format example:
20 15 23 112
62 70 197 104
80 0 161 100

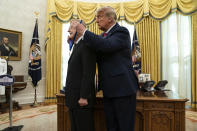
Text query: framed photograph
0 28 22 61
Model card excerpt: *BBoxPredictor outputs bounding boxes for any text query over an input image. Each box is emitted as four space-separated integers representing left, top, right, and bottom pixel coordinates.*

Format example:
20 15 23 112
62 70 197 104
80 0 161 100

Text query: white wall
0 0 47 104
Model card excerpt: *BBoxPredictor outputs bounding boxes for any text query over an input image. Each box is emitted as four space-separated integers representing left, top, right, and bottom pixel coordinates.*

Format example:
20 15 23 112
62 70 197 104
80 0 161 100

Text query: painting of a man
0 28 22 60
0 36 17 56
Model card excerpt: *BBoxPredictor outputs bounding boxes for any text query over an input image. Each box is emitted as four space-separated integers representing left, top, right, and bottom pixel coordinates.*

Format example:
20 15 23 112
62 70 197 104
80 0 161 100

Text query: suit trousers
68 107 94 131
103 94 136 131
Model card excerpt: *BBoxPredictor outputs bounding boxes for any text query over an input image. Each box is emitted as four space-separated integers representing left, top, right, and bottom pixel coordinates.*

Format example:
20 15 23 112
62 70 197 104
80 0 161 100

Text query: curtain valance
48 0 197 24
45 0 197 45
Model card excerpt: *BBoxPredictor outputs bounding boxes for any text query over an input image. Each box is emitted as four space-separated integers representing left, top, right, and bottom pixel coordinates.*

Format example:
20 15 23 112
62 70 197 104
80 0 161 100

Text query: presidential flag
28 19 42 87
131 28 141 74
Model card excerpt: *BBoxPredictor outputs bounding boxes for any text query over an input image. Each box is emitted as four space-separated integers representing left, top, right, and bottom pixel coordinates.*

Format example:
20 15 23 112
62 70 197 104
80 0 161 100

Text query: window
161 13 192 100
62 23 70 87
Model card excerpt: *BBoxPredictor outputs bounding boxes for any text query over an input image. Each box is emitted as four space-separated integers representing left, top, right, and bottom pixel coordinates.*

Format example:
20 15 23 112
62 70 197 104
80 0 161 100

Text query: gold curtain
88 21 102 35
46 0 197 43
192 13 197 109
136 17 161 83
47 0 197 24
45 17 62 103
177 0 197 14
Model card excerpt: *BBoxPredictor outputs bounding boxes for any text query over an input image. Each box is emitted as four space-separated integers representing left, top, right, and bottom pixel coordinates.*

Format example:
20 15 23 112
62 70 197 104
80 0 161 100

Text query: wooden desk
57 91 187 131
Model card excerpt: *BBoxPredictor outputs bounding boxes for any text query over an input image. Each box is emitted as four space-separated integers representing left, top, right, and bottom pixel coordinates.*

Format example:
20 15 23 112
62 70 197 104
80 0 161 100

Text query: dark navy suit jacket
65 40 96 109
83 23 139 98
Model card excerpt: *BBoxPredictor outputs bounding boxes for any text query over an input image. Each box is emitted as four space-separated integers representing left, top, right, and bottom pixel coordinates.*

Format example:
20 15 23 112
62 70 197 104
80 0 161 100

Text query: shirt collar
105 23 116 34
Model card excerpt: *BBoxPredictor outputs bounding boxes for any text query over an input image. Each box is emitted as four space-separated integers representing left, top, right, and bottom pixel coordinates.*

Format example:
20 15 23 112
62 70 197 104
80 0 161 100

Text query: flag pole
32 85 38 106
31 11 40 107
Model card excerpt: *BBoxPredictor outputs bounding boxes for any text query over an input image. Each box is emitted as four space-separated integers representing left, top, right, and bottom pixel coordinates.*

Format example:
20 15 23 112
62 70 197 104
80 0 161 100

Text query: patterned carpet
0 105 57 125
0 105 196 131
186 110 197 131
186 110 197 122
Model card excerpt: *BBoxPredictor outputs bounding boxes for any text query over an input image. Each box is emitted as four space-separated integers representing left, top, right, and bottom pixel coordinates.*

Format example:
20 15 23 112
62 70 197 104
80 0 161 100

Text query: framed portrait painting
0 28 22 61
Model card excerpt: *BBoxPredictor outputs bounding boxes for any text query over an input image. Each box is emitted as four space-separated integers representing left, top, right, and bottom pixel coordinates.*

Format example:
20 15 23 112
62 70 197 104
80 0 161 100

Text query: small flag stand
31 86 39 107
0 75 23 131
28 11 42 107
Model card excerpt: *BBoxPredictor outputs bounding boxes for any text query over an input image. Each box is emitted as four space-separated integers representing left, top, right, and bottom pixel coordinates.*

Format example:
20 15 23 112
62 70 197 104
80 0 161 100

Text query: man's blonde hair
96 6 117 21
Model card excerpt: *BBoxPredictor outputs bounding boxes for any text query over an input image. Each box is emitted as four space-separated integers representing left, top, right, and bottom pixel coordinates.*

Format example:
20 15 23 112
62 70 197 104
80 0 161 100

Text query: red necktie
103 33 107 37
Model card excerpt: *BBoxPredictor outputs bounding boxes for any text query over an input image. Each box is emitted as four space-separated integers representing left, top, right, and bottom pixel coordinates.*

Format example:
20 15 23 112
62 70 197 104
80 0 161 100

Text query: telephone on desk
141 80 155 92
154 80 168 91
140 80 169 93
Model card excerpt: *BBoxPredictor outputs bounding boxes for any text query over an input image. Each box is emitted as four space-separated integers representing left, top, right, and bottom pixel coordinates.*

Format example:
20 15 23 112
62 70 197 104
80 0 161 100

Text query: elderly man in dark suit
0 37 17 56
76 6 139 131
65 19 96 131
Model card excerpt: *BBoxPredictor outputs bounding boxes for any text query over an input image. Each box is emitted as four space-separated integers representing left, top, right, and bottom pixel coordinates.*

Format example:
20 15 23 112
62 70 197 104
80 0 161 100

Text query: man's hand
67 35 72 44
76 23 86 36
78 98 88 106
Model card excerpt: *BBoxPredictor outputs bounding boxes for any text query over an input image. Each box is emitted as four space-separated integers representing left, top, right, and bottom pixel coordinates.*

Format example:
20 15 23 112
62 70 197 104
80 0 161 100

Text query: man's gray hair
70 19 86 27
96 6 117 21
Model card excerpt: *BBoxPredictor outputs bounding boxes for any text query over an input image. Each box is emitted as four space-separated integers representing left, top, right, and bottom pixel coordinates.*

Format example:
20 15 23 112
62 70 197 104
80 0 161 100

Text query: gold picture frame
0 28 22 61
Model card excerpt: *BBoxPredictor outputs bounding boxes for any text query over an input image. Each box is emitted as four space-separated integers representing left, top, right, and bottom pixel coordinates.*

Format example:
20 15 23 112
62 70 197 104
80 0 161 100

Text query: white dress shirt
69 36 83 57
0 58 7 95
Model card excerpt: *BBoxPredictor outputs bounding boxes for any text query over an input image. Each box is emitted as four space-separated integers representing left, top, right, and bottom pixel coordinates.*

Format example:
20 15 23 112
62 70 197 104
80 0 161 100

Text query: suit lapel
68 40 81 63
105 23 119 38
